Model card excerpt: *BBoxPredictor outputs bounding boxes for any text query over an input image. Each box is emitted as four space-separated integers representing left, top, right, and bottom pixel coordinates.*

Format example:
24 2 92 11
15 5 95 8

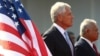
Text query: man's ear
56 14 63 22
86 28 90 33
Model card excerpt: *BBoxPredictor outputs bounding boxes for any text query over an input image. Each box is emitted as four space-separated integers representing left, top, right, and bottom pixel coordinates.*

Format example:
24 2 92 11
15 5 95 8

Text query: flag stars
10 6 14 11
20 3 24 8
15 0 19 2
12 14 17 19
18 8 22 13
8 12 10 15
0 4 2 9
15 22 19 27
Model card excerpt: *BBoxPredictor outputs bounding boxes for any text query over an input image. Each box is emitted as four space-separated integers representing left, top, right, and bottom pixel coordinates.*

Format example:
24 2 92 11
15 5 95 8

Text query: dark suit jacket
43 25 74 56
75 38 97 56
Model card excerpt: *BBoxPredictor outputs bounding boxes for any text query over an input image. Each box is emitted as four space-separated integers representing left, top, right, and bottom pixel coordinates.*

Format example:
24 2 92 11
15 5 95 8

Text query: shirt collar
53 23 66 36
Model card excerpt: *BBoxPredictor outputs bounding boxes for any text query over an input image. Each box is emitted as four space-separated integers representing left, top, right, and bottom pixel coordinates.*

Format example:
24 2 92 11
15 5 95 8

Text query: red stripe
24 31 38 56
19 19 32 40
0 54 4 56
0 22 21 39
20 18 49 56
20 19 38 56
0 22 30 49
0 40 30 56
21 19 48 56
32 22 48 56
0 22 37 55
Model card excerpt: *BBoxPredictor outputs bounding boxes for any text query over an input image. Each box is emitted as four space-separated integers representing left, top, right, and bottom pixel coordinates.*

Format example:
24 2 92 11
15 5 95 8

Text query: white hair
50 2 71 22
80 18 97 36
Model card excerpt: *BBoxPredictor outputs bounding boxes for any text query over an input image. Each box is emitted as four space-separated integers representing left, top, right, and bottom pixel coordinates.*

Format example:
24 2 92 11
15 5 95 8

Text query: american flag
0 0 52 56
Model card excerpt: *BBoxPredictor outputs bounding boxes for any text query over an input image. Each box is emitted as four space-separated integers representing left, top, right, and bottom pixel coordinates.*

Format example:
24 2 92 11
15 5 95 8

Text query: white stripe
22 33 32 48
0 13 17 30
0 46 25 56
0 31 28 51
24 20 42 56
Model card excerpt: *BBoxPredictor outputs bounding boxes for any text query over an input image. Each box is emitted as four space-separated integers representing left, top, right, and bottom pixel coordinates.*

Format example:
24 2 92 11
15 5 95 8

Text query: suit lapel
52 26 69 46
80 39 96 56
51 26 73 54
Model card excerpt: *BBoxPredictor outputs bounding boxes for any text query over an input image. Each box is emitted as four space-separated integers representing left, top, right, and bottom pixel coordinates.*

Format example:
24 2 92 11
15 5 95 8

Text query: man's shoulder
43 26 59 35
75 39 85 47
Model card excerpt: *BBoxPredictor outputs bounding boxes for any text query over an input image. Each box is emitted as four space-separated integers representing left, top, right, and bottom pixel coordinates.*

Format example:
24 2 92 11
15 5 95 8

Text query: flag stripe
0 22 36 55
0 54 3 56
0 13 16 29
22 32 39 56
21 19 49 56
0 30 29 51
0 0 52 56
20 19 39 56
0 22 21 39
0 40 29 55
0 45 24 56
32 22 48 56
0 22 30 52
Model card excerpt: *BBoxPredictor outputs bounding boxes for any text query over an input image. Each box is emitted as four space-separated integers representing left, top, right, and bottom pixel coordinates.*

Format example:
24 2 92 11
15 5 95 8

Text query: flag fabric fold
0 0 52 56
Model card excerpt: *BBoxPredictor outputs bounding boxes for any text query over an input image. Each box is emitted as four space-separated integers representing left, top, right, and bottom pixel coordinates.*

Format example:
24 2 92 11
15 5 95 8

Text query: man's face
61 7 74 28
88 23 99 41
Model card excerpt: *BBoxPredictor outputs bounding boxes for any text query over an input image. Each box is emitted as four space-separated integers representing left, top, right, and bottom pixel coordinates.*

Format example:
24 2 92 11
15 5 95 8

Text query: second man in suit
75 18 99 56
42 1 74 56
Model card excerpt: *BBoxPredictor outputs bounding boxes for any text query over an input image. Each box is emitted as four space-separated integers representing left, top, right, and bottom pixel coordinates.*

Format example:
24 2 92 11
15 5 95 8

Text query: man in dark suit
42 2 74 56
75 18 99 56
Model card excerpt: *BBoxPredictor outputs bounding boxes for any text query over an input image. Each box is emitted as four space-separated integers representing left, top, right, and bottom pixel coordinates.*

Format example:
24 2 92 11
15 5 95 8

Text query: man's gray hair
80 18 97 36
50 2 71 22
